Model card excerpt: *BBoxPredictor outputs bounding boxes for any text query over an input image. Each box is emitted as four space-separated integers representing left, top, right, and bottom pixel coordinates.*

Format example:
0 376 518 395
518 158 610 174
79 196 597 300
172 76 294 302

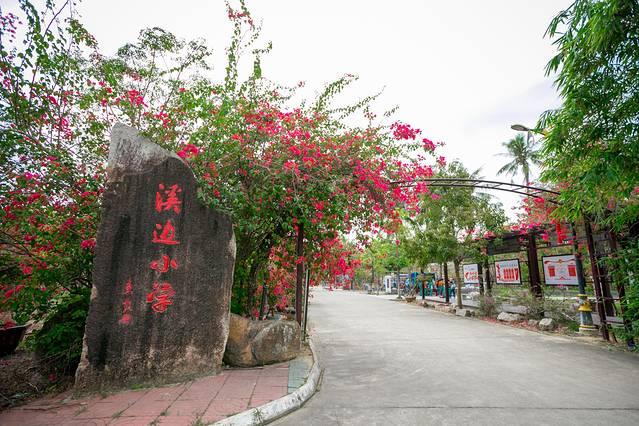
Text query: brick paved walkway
0 358 311 426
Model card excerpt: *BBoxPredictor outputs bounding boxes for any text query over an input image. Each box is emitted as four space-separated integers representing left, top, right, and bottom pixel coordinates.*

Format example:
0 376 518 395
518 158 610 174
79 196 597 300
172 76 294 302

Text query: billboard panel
462 264 480 284
495 259 521 284
542 254 579 285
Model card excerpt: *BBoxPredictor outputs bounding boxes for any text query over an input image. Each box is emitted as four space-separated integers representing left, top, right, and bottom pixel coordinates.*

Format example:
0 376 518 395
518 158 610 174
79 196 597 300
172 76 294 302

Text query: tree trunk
295 223 305 324
258 283 268 319
453 259 463 309
443 262 450 304
245 260 262 315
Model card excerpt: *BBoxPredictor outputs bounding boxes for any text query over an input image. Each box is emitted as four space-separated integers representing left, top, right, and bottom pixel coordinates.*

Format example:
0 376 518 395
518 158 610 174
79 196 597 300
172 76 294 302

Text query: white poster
462 264 480 284
495 259 521 284
543 255 579 285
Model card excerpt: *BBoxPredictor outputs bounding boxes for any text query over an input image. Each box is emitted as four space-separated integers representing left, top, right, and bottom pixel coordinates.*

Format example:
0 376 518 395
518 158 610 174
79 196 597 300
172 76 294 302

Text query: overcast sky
20 0 573 217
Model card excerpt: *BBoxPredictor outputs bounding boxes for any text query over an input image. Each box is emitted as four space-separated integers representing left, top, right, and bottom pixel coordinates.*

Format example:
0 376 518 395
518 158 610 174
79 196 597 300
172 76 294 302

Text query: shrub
28 289 90 374
477 295 498 317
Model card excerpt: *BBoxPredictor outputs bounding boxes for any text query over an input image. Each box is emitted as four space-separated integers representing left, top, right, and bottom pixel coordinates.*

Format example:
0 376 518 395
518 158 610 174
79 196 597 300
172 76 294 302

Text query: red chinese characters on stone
119 279 134 325
148 183 182 314
155 184 182 214
150 255 179 273
124 279 133 295
152 220 180 245
146 282 176 313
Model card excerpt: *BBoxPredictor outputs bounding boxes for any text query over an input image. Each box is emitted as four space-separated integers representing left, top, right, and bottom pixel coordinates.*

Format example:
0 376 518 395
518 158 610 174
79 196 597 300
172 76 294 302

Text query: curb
212 338 322 426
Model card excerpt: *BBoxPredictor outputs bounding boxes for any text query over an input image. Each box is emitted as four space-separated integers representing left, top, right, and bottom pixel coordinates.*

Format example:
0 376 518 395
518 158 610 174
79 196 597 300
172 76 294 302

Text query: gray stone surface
224 313 301 367
434 304 455 313
528 319 540 327
274 289 639 426
456 308 472 317
497 312 522 322
288 353 313 393
500 304 529 315
539 318 557 331
75 124 235 391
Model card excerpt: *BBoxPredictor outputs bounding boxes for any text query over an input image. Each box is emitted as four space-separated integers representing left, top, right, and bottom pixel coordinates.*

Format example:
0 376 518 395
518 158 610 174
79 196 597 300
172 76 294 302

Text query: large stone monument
75 124 235 391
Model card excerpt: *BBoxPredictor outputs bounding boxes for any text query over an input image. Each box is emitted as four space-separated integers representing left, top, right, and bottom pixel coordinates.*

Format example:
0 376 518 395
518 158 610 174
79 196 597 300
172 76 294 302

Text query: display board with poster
542 254 579 285
494 259 521 284
462 263 480 284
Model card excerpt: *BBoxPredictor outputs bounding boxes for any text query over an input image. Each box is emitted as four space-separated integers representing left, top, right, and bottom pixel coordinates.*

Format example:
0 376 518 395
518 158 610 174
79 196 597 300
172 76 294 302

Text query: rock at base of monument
497 312 522 322
500 304 529 315
74 125 235 392
224 313 301 367
538 318 557 331
455 309 472 317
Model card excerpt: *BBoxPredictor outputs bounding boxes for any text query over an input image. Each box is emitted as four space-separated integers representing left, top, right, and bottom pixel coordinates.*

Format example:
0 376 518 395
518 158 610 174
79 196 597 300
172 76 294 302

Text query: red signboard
495 259 521 285
542 254 579 286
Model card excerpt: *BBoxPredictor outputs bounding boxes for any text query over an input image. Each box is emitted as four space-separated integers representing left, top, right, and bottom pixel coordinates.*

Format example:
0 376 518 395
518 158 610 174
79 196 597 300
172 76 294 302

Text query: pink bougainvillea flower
19 264 33 276
80 238 96 250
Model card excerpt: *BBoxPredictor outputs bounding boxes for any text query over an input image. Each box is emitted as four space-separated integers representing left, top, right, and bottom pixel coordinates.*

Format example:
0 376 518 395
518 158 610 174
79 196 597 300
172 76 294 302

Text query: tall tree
496 134 541 185
539 0 639 341
402 161 507 308
539 0 639 228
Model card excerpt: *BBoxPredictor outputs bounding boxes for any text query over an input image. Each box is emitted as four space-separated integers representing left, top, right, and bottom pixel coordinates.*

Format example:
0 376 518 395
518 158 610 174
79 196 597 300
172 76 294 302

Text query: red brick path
0 363 289 426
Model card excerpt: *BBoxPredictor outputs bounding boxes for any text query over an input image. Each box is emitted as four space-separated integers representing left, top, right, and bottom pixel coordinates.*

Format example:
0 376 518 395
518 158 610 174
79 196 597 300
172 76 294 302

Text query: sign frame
494 258 522 285
542 254 579 286
462 263 480 284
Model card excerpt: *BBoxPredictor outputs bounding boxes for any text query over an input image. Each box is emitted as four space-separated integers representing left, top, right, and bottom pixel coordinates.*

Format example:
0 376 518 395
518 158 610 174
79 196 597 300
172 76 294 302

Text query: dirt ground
0 349 73 410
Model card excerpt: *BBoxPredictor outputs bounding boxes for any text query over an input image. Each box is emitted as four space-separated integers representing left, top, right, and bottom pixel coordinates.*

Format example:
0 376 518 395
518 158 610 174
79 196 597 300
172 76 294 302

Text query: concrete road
275 289 639 426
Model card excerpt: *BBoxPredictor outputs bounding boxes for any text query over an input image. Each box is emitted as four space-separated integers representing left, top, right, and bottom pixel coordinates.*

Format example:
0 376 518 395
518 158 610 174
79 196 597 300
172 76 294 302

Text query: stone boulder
497 312 522 322
434 304 455 313
527 319 539 327
224 313 300 367
500 304 529 315
538 318 557 331
75 124 236 391
456 309 473 317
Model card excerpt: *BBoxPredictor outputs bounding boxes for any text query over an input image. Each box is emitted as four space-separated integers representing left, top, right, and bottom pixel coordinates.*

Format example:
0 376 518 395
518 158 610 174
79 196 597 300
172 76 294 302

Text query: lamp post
510 123 536 148
510 125 598 333
510 123 538 189
570 224 596 334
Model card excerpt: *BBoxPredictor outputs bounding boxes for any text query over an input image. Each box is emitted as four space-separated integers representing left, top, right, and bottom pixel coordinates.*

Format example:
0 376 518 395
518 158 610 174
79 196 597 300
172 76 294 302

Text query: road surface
275 289 639 425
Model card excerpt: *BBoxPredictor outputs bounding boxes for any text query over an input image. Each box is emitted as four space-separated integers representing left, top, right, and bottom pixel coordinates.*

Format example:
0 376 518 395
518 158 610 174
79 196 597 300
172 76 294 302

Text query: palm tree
496 133 541 185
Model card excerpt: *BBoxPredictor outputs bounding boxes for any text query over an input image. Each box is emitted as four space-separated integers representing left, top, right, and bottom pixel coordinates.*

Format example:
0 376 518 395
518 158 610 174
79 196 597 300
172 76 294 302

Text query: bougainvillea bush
0 0 438 366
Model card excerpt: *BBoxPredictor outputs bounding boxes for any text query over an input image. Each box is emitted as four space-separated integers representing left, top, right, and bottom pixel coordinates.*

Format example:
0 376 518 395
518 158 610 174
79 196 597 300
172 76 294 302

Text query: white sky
11 0 573 218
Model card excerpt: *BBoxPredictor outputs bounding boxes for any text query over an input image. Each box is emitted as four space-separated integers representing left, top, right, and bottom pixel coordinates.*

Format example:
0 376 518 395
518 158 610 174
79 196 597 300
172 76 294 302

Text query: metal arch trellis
389 177 637 346
391 178 561 202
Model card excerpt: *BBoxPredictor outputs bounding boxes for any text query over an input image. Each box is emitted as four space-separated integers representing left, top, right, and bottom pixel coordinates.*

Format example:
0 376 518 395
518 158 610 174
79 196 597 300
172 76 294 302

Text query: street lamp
510 123 537 152
510 124 532 132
